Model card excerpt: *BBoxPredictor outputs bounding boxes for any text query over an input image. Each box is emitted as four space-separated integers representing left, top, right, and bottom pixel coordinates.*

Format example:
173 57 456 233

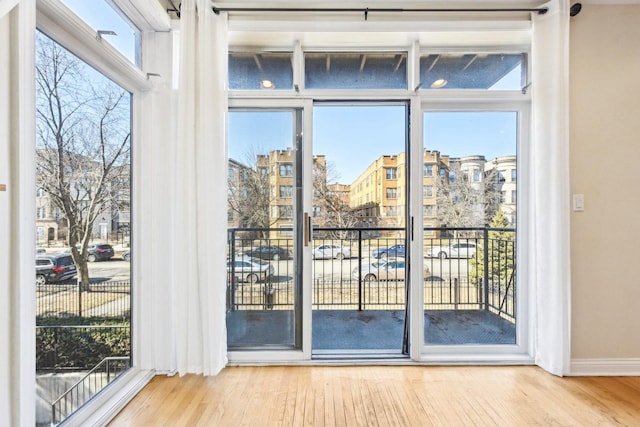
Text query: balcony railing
50 356 130 425
228 226 516 321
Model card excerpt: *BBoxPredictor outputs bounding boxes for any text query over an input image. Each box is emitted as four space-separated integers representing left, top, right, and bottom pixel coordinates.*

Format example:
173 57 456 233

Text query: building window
279 185 293 198
386 167 397 179
498 170 506 182
511 190 517 203
424 205 434 217
279 205 293 218
424 185 433 198
473 169 481 182
386 188 397 199
424 164 433 177
279 163 293 176
279 225 293 236
511 169 517 182
386 205 399 216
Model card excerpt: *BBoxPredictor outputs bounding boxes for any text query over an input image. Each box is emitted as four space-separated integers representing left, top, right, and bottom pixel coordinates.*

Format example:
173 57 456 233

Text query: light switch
573 194 584 212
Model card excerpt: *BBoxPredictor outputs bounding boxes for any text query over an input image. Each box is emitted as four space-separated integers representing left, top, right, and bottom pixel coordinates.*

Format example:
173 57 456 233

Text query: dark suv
36 254 77 285
87 244 114 262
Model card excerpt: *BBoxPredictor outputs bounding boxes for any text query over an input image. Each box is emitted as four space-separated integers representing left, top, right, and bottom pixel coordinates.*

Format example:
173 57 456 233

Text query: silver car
352 257 430 281
427 242 477 259
227 257 274 283
312 244 352 260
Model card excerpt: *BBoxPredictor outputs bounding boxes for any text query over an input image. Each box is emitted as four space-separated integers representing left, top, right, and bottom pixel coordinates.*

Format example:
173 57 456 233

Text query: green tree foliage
470 210 516 287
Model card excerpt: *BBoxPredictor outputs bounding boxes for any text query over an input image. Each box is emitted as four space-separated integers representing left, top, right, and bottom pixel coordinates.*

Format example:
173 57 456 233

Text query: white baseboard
569 358 640 376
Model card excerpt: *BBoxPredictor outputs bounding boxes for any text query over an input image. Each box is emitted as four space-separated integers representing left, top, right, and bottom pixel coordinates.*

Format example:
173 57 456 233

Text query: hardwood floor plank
110 366 640 427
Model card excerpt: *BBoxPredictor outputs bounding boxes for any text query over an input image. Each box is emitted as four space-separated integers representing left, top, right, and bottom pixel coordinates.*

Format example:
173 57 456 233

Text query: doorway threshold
312 349 408 361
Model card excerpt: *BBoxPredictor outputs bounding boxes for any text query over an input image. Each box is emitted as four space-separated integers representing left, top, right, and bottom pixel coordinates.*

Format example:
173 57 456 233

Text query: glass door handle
304 212 310 247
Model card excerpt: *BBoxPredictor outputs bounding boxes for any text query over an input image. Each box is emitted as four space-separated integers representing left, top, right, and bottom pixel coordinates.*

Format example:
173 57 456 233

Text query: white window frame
415 96 531 363
228 37 534 364
33 0 165 424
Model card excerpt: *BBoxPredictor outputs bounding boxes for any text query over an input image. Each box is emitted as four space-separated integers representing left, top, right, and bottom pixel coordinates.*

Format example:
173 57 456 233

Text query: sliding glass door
311 103 410 356
226 109 304 350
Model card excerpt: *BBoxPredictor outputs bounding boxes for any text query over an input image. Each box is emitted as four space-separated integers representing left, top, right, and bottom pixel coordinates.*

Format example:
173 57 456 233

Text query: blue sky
229 107 517 184
61 0 138 62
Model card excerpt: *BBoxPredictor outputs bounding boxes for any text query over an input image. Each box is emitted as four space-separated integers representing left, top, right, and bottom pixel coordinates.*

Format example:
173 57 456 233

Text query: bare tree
227 145 291 239
436 162 501 237
312 160 358 239
35 34 131 289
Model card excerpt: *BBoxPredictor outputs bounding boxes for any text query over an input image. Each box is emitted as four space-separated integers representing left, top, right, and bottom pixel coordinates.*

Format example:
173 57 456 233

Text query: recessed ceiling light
260 80 275 89
430 79 448 89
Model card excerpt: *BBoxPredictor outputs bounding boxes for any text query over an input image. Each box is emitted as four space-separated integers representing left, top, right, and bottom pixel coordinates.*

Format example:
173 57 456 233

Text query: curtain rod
205 5 549 20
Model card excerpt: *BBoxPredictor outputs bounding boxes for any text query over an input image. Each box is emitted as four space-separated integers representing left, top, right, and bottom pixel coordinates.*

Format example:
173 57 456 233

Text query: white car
352 257 430 281
427 242 477 259
312 244 352 260
227 257 274 283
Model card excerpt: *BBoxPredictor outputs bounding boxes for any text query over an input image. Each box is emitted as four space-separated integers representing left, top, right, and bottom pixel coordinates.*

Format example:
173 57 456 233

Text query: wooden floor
110 366 640 426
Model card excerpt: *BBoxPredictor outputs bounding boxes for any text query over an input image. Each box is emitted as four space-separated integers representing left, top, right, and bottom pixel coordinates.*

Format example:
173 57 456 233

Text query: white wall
570 4 640 363
0 1 36 425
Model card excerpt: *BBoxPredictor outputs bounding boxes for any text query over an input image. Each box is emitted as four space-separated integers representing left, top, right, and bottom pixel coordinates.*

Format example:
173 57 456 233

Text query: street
87 259 130 282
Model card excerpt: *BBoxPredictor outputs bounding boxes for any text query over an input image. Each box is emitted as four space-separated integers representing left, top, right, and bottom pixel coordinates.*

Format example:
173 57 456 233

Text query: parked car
352 257 430 281
227 257 274 283
427 242 477 259
36 254 77 285
86 244 114 262
372 244 405 259
122 249 131 262
59 243 115 262
312 244 352 260
242 245 290 261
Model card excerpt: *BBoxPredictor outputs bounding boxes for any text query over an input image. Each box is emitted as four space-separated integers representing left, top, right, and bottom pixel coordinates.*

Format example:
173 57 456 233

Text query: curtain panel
531 0 572 376
174 0 228 376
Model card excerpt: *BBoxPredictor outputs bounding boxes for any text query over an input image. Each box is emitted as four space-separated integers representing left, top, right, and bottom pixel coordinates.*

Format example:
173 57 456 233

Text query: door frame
415 97 533 363
227 98 314 363
309 99 413 358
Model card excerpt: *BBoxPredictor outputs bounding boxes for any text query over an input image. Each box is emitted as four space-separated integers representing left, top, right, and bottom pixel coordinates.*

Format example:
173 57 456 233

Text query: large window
423 111 519 347
35 31 132 425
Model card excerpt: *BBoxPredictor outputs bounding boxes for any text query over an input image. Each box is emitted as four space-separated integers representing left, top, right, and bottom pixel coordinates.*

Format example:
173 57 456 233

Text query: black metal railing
227 226 516 321
51 356 130 425
36 280 130 319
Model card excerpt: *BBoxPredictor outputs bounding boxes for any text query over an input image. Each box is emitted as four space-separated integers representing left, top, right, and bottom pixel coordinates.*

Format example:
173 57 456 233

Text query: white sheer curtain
174 0 228 375
531 0 571 376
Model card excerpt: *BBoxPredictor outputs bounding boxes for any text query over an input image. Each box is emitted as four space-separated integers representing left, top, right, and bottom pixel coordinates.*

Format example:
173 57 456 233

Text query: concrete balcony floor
227 309 516 354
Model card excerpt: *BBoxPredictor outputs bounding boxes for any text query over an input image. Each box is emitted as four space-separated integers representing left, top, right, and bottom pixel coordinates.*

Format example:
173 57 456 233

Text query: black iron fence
36 281 131 372
227 226 516 321
36 280 130 319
